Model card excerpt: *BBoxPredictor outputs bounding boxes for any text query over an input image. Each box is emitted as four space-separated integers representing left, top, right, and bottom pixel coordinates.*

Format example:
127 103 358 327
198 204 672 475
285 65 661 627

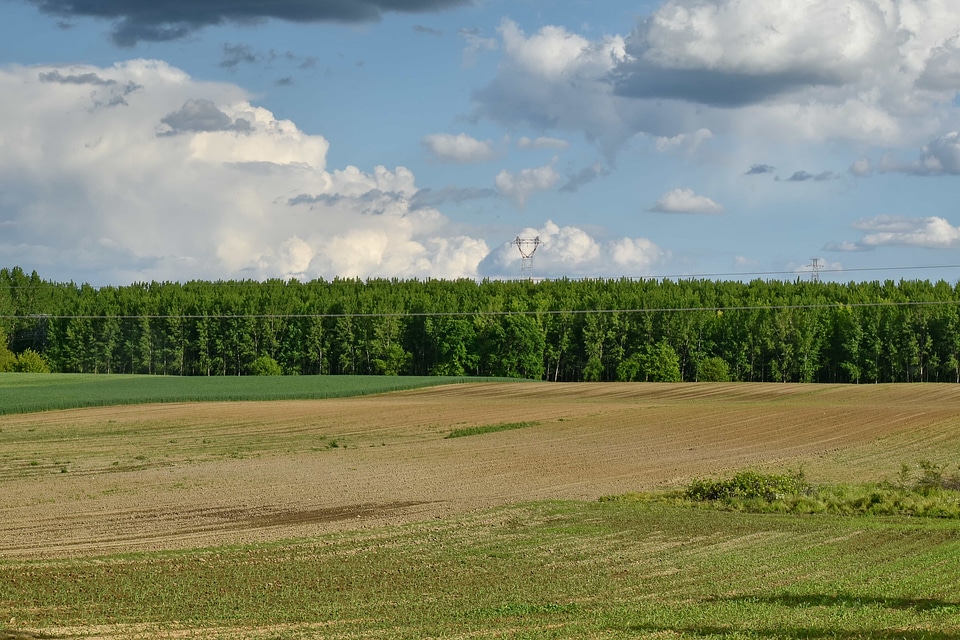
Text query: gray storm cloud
24 0 471 45
39 70 116 85
159 99 253 135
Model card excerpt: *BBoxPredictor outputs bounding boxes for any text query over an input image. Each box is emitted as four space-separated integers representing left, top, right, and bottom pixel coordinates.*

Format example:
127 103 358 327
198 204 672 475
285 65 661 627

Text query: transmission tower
807 258 821 283
513 236 542 280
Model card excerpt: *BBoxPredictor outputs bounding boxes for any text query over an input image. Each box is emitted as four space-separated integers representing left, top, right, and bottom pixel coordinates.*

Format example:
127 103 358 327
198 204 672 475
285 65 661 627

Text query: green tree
0 327 15 372
479 314 545 379
835 305 863 383
426 316 477 376
619 342 682 382
643 341 682 382
616 353 643 382
369 316 410 376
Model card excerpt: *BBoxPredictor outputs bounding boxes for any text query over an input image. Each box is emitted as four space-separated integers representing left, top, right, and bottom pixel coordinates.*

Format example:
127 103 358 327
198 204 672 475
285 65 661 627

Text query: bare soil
2 382 959 558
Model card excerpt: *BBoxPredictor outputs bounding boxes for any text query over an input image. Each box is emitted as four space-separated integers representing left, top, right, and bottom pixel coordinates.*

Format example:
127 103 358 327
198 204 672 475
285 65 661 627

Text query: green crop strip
0 374 521 415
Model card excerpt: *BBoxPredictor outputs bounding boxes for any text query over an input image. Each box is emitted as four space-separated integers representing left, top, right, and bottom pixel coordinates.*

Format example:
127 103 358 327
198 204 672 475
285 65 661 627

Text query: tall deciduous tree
0 327 15 372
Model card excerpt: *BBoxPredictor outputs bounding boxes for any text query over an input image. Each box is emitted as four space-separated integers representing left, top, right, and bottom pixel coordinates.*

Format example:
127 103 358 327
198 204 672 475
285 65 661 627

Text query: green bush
697 356 730 382
674 464 960 518
686 470 811 502
14 348 51 373
249 355 282 376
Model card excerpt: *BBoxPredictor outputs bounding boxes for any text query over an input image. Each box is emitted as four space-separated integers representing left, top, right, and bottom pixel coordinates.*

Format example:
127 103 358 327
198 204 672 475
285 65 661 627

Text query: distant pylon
514 236 541 280
807 258 821 283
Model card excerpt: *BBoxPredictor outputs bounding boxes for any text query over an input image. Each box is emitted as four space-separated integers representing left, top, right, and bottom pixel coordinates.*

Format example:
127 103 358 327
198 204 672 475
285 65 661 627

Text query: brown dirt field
1 382 959 558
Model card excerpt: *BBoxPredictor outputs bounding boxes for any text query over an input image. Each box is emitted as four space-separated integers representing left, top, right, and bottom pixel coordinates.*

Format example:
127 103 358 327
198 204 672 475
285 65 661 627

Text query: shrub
14 349 51 373
686 470 811 502
249 355 282 376
697 356 730 382
899 460 960 492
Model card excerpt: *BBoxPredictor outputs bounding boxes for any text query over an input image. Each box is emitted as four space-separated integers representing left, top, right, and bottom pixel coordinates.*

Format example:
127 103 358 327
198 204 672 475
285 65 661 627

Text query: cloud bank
832 215 960 250
0 61 663 283
474 3 960 153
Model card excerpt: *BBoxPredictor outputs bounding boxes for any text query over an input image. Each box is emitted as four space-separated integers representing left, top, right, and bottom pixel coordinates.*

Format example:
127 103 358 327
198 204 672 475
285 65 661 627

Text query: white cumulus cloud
849 215 960 249
896 132 960 175
479 220 666 278
0 60 494 282
634 0 896 78
0 59 684 283
494 162 561 208
474 18 631 154
474 2 960 154
422 132 497 163
650 188 724 214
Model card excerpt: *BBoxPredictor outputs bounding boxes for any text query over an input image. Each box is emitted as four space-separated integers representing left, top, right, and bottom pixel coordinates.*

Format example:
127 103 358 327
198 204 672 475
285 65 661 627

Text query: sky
2 0 960 286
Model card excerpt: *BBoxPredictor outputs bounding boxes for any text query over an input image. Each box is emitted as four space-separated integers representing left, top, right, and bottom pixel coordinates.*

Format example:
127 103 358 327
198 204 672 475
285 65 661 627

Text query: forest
2 265 960 383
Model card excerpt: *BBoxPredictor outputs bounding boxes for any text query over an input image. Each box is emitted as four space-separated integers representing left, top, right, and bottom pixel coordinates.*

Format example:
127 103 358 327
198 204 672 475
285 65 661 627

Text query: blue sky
2 0 960 285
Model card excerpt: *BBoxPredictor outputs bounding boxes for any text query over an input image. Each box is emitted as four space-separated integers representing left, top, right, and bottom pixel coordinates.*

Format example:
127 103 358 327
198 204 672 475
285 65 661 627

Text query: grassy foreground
0 373 508 415
1 500 959 639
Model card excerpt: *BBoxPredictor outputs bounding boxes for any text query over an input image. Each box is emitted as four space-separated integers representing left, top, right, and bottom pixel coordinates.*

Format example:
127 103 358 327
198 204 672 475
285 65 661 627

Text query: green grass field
1 501 958 638
0 373 509 415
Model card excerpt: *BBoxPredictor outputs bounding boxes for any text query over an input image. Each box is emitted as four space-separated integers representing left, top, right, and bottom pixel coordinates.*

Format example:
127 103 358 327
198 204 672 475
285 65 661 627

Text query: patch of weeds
133 455 147 461
28 461 39 467
686 469 812 501
898 460 960 492
446 421 538 439
609 464 960 519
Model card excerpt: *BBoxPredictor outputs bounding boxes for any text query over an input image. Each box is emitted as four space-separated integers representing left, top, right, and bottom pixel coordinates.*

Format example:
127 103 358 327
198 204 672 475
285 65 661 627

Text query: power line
628 263 960 280
3 263 960 290
4 299 960 321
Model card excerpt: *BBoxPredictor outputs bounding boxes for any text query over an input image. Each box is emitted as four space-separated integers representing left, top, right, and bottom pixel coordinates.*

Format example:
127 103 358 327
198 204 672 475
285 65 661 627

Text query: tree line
3 266 960 383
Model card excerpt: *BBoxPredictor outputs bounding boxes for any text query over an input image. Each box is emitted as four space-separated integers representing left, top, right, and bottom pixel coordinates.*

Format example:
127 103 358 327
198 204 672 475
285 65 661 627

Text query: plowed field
2 382 959 558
